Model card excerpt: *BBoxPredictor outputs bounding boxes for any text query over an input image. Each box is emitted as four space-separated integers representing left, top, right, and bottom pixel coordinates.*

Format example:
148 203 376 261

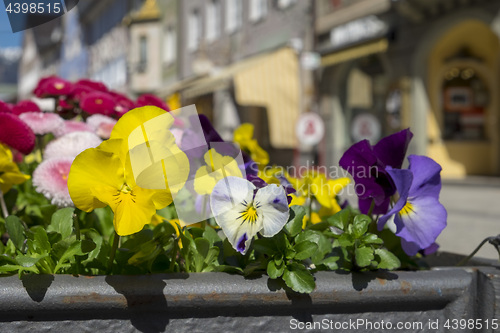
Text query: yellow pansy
110 105 189 193
258 166 288 185
68 106 189 236
193 148 242 195
302 212 322 229
0 144 30 194
289 194 306 207
233 123 269 169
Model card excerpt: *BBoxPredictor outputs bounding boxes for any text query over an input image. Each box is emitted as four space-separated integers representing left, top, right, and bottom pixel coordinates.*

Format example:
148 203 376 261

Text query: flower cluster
0 76 452 295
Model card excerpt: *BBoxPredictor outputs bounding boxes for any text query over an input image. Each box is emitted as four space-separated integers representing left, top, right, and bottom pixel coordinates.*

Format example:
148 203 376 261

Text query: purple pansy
378 155 447 256
339 129 413 215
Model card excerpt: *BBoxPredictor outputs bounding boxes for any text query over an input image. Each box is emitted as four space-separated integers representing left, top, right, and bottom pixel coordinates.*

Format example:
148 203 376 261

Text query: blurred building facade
157 0 314 165
318 0 500 177
16 0 500 176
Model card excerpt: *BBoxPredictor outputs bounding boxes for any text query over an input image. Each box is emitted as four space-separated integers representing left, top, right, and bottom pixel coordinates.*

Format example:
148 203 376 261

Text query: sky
0 2 24 48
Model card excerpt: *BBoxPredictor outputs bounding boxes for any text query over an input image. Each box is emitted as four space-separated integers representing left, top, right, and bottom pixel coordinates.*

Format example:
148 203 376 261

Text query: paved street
437 178 500 260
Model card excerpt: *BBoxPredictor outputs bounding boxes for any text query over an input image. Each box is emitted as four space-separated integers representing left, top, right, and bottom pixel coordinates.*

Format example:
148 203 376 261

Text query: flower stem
73 211 81 275
308 193 312 223
0 190 9 218
107 232 120 274
367 199 375 218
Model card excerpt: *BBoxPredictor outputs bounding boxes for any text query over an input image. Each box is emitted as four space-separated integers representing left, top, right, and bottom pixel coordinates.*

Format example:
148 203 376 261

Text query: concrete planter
0 257 499 332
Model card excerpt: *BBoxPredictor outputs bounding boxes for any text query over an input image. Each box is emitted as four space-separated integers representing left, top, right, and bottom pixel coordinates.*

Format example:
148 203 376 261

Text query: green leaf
355 246 374 267
293 241 318 260
195 238 210 258
33 227 51 254
253 238 278 255
202 227 221 246
267 260 285 279
362 233 383 245
48 208 75 239
282 263 315 293
54 240 88 273
285 206 305 237
375 248 401 270
337 233 354 247
16 254 48 268
352 214 371 238
318 256 339 270
327 208 351 231
204 246 219 265
5 215 25 252
295 230 331 259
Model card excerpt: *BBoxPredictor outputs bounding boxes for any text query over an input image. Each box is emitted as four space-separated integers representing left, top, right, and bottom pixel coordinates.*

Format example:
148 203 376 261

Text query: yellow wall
427 20 500 177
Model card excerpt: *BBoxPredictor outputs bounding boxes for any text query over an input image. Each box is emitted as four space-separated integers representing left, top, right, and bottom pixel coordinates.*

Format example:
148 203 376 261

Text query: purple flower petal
236 233 248 253
373 129 413 169
395 196 447 256
378 167 413 231
407 155 442 199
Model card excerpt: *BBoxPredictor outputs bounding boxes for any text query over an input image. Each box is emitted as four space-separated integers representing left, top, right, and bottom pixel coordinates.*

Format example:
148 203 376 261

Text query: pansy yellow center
114 183 136 203
400 201 414 216
95 99 103 105
54 83 65 90
239 204 258 223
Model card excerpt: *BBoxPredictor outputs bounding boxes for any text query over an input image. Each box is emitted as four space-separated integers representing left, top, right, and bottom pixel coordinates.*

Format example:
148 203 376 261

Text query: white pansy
210 176 289 254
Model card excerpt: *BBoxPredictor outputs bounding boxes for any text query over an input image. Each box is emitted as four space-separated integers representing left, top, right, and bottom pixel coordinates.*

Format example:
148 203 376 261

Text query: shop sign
296 112 325 146
351 113 381 143
330 16 387 49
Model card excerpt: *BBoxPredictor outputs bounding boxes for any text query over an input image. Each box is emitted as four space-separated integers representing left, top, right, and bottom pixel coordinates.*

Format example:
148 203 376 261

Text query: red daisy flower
0 113 36 154
80 91 116 116
136 94 170 112
12 100 41 116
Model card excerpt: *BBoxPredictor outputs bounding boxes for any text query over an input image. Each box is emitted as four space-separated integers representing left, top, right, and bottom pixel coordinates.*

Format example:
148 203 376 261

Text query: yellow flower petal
194 166 217 195
68 147 124 212
111 187 158 236
0 145 29 193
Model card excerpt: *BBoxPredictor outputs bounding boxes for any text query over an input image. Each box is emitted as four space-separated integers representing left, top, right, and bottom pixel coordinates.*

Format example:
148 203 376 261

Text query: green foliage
0 201 400 294
327 208 401 271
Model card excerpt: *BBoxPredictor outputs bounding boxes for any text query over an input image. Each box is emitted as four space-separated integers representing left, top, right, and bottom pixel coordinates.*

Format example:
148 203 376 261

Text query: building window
225 0 242 33
164 26 176 65
206 0 221 42
442 67 489 140
188 9 201 51
249 0 267 22
138 35 147 72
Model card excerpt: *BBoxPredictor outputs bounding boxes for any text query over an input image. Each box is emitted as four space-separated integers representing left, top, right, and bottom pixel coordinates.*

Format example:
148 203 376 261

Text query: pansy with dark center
378 155 447 256
339 129 413 215
210 176 289 254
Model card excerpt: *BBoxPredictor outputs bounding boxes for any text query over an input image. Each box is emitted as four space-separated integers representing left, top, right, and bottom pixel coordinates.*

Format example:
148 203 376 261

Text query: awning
234 48 300 149
160 48 300 149
321 38 388 67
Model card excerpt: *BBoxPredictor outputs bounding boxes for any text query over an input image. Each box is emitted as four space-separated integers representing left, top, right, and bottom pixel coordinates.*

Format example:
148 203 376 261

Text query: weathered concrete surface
0 268 498 333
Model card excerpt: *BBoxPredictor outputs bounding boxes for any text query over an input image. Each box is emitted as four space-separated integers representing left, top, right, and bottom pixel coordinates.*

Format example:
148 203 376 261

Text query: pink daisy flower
86 114 117 139
19 112 65 135
32 157 74 207
0 113 36 154
44 131 102 160
53 120 93 137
